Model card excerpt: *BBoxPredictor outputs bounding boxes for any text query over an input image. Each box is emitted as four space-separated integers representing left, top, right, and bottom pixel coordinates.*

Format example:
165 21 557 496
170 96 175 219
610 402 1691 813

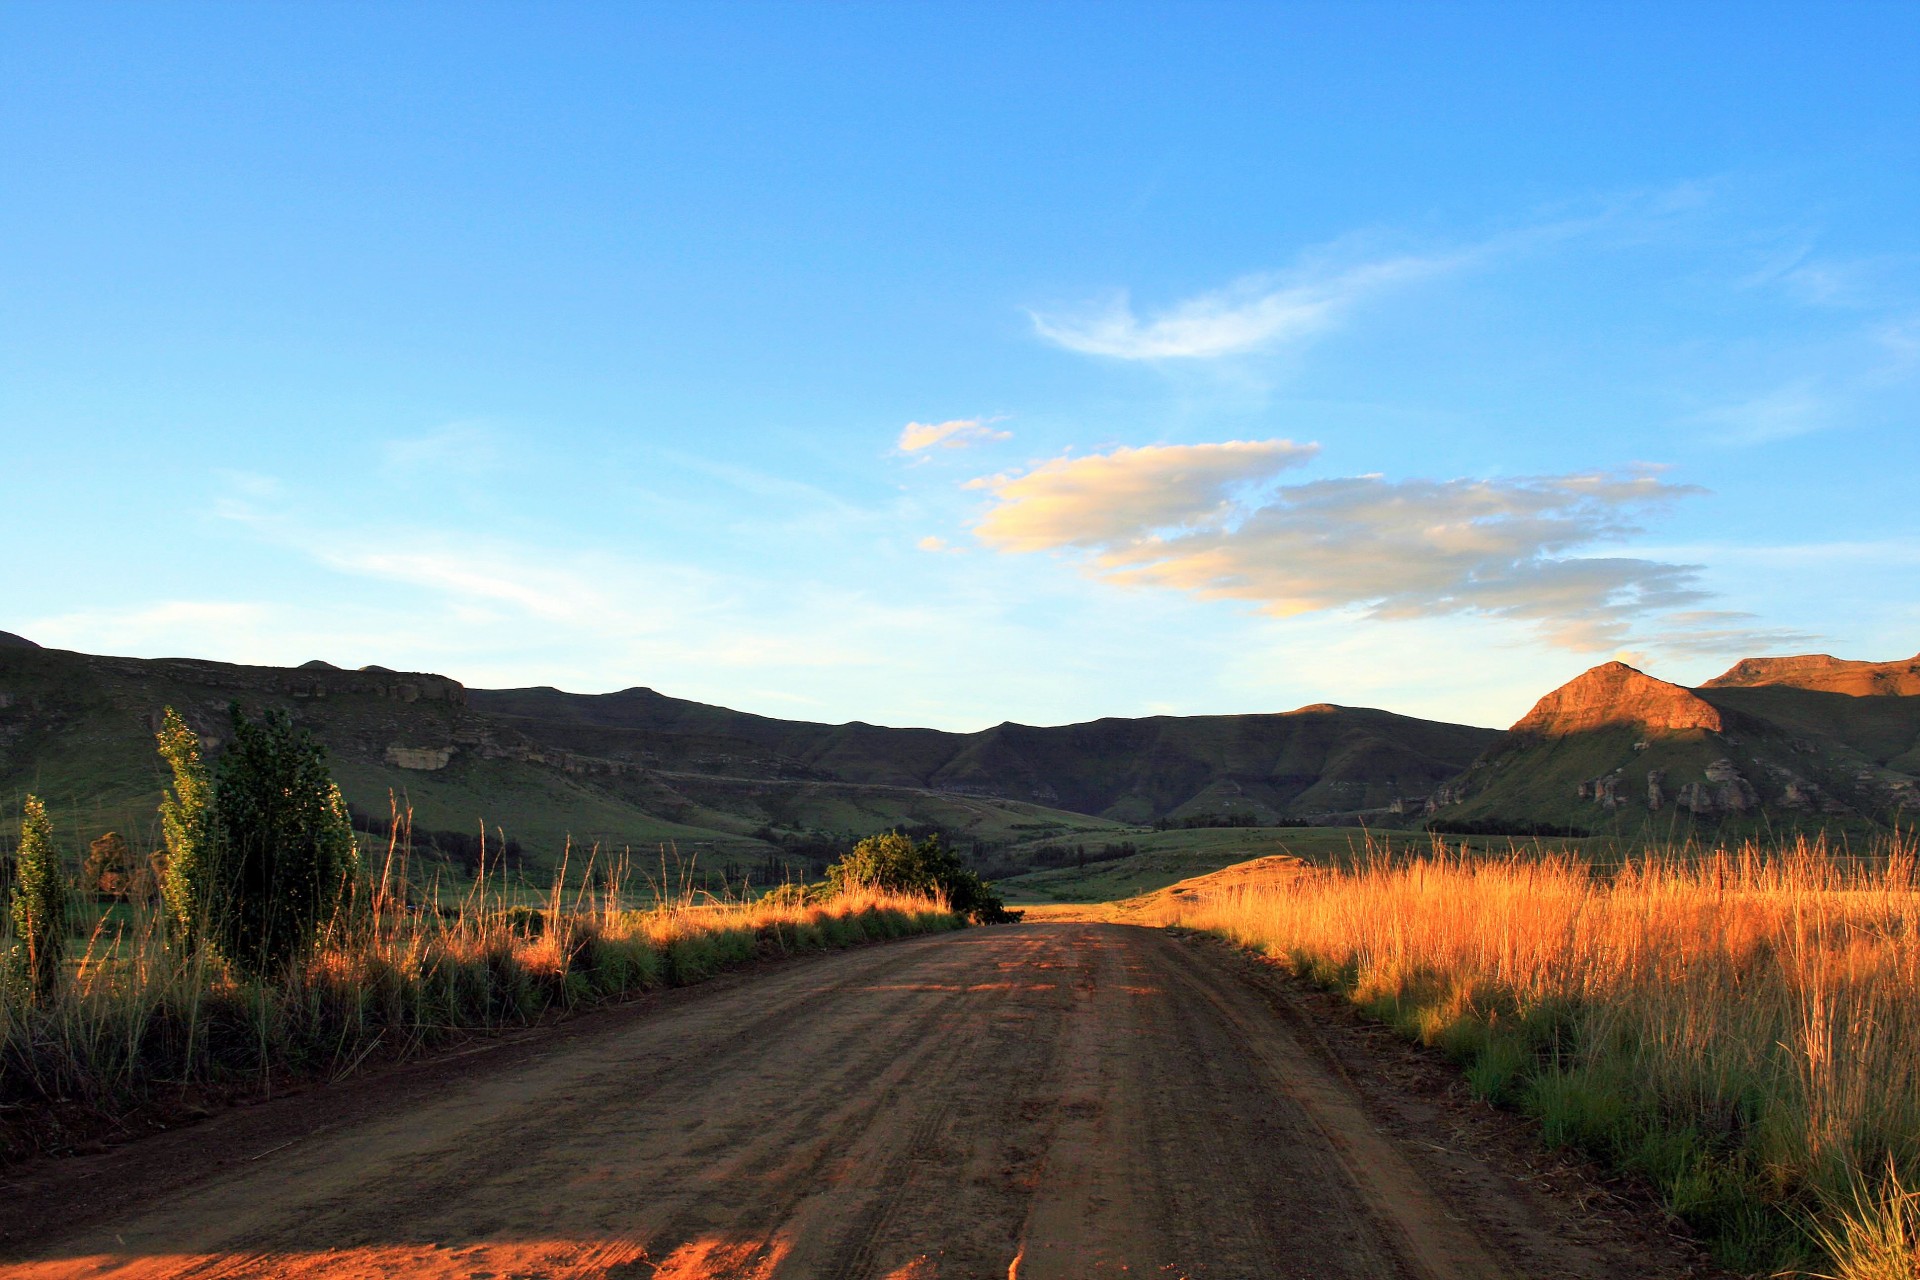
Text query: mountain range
0 632 1493 866
2 629 1914 870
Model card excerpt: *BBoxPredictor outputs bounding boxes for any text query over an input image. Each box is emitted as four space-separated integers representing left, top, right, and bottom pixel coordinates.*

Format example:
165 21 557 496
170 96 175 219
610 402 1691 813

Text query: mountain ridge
0 640 1499 867
7 637 1915 862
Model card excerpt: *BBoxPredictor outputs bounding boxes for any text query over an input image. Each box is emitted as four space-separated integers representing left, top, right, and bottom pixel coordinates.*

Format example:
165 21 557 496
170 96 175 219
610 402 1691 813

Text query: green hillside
0 641 1495 875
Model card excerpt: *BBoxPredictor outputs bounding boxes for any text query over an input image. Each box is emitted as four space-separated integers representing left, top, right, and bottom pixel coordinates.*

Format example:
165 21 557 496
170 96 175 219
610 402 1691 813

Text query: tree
205 704 362 977
156 707 213 943
825 831 1019 924
82 831 133 900
11 796 68 1004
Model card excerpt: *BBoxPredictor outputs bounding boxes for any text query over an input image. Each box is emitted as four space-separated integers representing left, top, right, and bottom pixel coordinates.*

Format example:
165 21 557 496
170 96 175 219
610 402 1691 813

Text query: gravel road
0 923 1681 1279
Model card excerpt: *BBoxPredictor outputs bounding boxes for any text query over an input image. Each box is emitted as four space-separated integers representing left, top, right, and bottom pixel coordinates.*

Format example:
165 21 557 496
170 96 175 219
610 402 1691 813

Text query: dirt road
0 924 1689 1279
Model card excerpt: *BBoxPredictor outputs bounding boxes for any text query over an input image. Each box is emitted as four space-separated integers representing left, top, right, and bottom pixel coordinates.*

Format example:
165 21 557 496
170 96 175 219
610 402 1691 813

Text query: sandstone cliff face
1511 662 1724 737
385 744 457 770
1701 652 1920 697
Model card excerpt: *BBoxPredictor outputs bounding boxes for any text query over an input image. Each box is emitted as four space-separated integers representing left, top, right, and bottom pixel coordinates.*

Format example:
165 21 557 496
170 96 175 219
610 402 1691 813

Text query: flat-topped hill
1702 652 1920 697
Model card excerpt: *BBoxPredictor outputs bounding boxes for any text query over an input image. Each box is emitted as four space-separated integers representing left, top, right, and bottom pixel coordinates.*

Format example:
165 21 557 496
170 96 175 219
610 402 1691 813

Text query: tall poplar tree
156 707 212 944
11 796 68 1004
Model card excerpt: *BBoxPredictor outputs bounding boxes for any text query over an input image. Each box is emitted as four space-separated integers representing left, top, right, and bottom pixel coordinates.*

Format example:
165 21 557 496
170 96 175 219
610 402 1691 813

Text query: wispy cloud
1638 610 1820 658
1692 379 1831 445
381 422 504 477
971 443 1710 650
1028 255 1457 360
896 418 1012 453
1740 245 1920 311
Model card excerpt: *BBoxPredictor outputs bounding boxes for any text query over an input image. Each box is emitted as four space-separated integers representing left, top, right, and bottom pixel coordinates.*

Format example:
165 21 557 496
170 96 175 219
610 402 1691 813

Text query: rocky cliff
1701 652 1920 697
1510 661 1724 737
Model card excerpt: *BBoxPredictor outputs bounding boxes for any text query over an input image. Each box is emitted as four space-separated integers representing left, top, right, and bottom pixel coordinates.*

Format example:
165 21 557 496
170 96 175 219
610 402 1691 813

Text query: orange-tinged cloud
968 440 1318 552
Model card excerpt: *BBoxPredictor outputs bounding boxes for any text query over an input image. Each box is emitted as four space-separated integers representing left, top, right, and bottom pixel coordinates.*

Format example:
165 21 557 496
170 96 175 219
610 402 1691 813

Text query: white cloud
971 444 1710 650
1028 254 1455 360
896 418 1012 453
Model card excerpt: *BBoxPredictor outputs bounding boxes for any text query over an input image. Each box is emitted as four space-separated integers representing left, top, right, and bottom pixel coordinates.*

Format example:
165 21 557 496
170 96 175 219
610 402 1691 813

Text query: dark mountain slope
3 642 1498 867
469 684 1501 824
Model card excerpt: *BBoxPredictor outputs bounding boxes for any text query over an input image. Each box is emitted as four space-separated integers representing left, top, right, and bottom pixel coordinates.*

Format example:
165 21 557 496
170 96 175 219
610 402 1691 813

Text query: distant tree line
970 840 1140 881
1152 812 1313 830
1425 817 1593 839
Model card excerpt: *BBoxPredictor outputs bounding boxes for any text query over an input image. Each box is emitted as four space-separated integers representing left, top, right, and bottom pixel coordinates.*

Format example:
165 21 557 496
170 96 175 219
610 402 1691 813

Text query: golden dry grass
1147 837 1920 1277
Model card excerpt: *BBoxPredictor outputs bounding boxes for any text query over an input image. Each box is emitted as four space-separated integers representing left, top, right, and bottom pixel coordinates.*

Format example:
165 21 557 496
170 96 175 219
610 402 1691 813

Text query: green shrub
203 704 362 977
825 831 1021 923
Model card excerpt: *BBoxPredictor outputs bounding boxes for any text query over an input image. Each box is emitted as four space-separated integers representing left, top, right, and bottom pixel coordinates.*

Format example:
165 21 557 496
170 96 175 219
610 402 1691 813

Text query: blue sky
4 3 1917 730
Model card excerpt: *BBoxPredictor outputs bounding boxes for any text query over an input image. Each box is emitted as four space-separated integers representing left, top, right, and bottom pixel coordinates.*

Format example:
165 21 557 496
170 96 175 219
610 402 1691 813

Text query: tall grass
0 835 961 1159
1150 835 1920 1277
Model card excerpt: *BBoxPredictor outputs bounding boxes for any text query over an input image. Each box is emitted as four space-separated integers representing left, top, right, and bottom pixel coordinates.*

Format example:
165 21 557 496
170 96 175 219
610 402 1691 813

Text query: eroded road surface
0 924 1640 1279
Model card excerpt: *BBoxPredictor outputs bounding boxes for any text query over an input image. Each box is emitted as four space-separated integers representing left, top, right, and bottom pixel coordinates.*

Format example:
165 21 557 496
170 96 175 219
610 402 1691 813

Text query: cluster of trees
972 839 1139 881
717 852 810 888
1150 812 1317 831
7 703 362 1003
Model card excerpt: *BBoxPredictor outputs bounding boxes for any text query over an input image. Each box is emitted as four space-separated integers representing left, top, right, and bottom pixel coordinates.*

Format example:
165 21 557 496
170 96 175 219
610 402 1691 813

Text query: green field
996 825 1602 903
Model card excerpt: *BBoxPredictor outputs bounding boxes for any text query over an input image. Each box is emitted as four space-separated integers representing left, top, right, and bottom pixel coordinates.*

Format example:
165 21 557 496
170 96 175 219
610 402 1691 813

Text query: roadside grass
0 853 961 1160
1147 836 1920 1278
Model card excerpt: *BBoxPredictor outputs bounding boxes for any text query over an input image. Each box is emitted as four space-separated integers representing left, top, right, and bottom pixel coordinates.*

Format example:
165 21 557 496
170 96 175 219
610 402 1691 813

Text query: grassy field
997 825 1599 902
0 865 962 1161
1146 838 1920 1278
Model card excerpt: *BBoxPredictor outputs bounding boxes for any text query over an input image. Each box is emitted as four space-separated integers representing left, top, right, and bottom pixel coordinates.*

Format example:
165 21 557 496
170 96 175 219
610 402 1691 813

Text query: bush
825 832 1021 923
82 830 134 900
